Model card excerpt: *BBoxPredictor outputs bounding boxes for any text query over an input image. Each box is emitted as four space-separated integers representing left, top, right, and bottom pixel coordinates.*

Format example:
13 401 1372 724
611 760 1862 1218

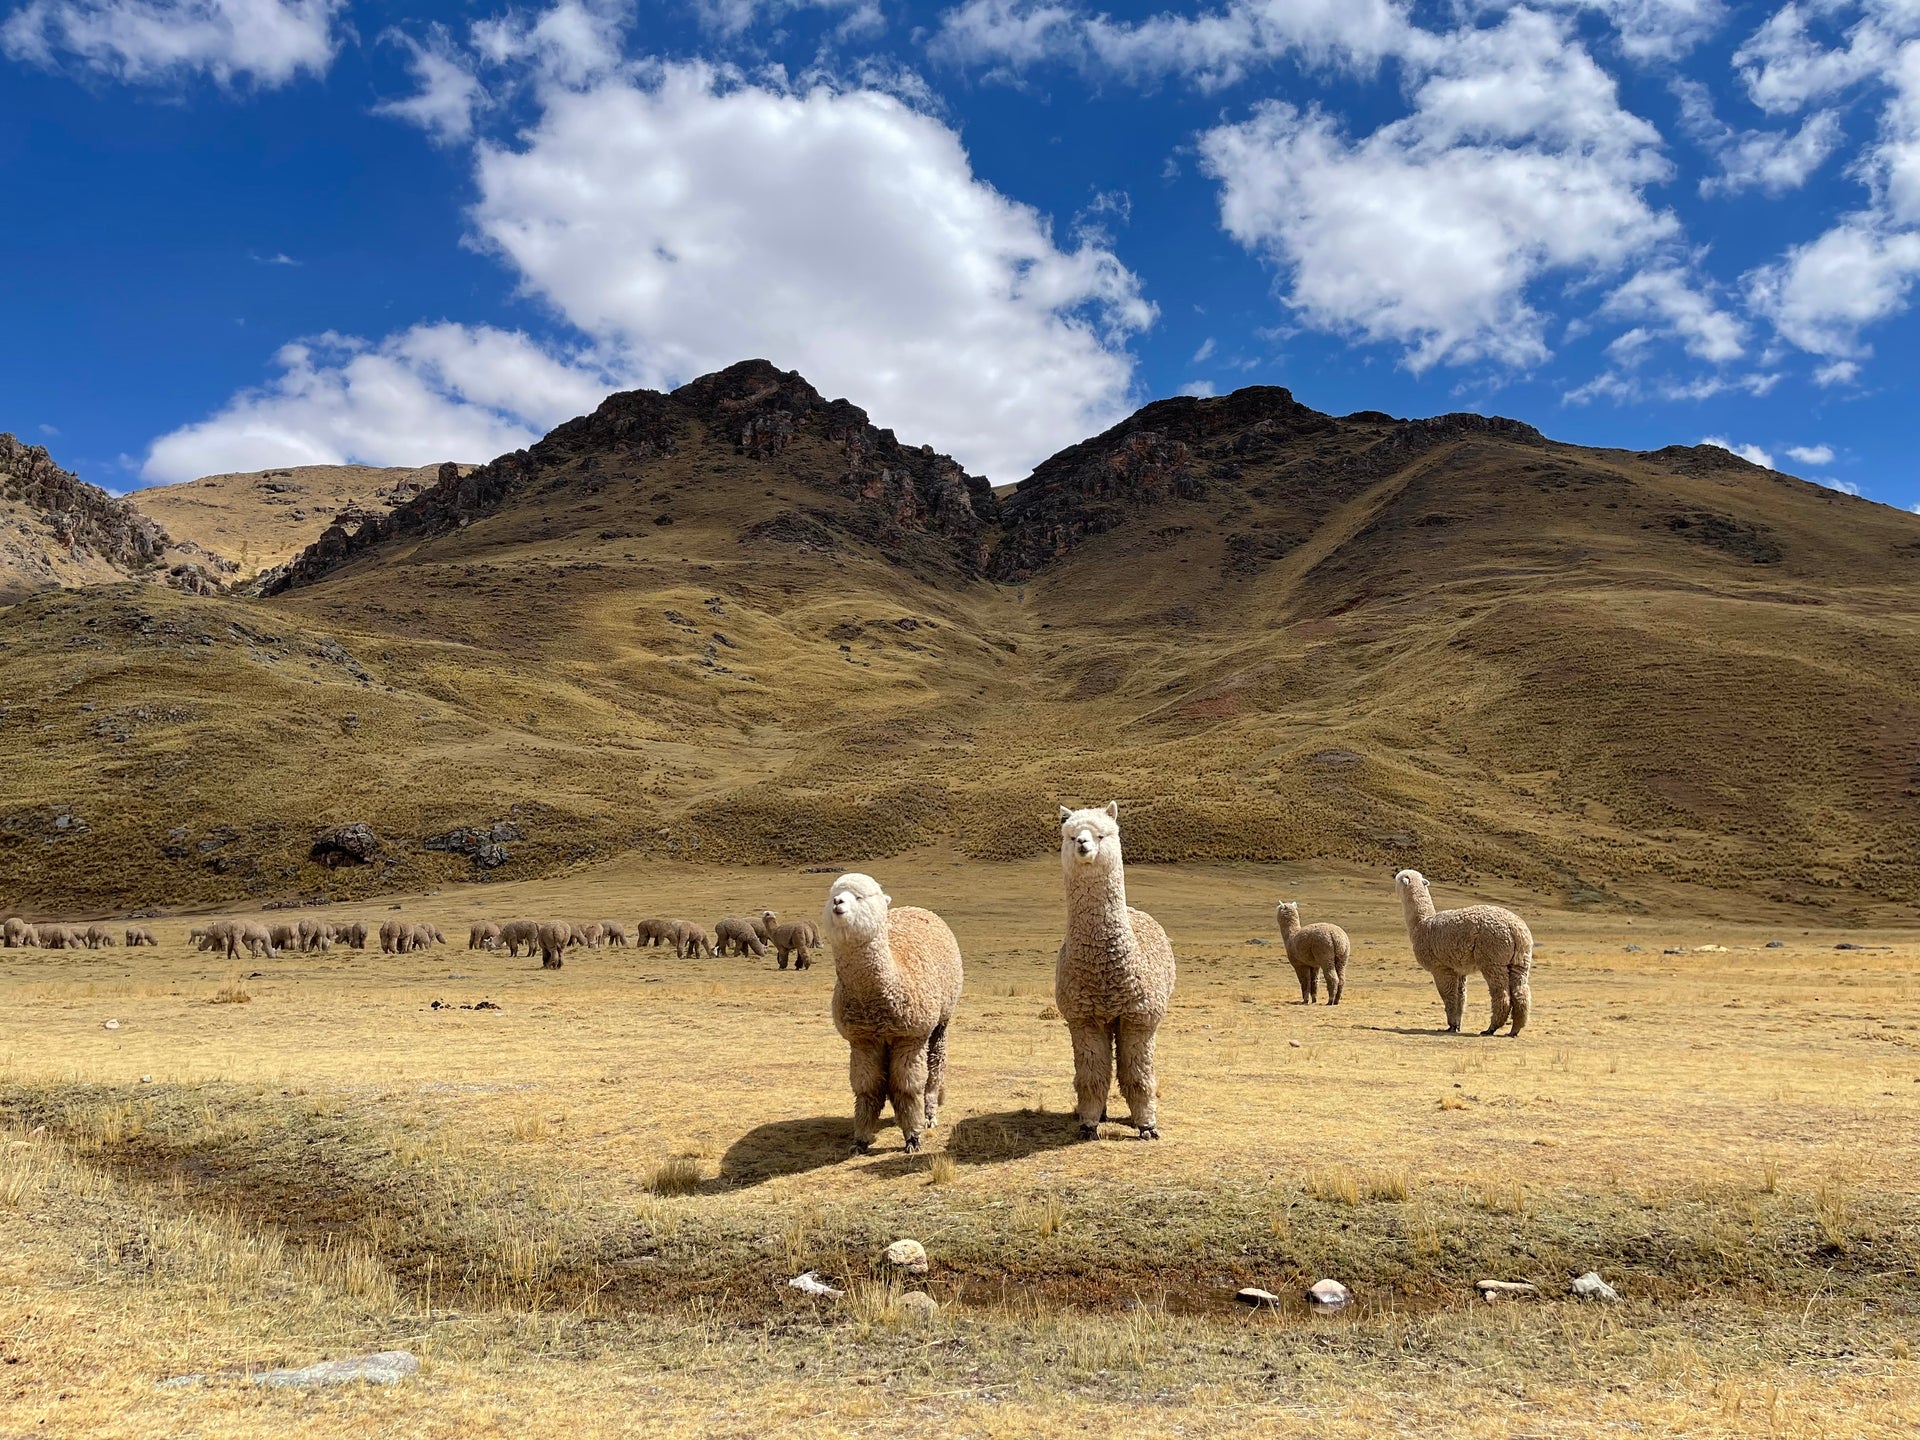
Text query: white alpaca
1394 870 1533 1036
822 874 964 1153
1056 803 1176 1139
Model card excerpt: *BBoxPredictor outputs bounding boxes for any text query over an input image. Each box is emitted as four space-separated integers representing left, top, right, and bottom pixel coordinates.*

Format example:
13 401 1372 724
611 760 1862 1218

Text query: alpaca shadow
717 1116 852 1187
1356 1024 1469 1037
946 1108 1084 1166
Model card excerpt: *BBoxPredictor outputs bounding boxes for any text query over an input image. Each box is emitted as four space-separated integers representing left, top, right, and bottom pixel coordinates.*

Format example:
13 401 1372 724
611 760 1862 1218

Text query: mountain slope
3 362 1916 915
127 462 465 580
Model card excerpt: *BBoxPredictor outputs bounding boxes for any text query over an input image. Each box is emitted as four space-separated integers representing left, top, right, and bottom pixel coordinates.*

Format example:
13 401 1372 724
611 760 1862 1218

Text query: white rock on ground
787 1271 844 1298
1306 1279 1351 1311
883 1239 929 1275
1234 1287 1280 1308
160 1351 419 1388
1571 1272 1620 1301
895 1291 939 1325
1475 1280 1539 1300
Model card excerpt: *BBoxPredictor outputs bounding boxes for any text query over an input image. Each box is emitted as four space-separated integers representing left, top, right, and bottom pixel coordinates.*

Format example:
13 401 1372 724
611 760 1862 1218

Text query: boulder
895 1291 939 1326
883 1239 929 1275
1306 1278 1351 1312
1571 1272 1619 1302
1234 1287 1281 1309
310 823 380 868
1475 1279 1538 1301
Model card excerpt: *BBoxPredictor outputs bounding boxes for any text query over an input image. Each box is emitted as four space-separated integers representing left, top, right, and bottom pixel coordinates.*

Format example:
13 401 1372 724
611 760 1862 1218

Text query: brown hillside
127 461 466 580
3 360 1917 914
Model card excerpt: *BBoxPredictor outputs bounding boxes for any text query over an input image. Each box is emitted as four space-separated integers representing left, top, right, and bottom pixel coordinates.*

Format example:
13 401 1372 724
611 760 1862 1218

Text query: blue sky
2 0 1916 507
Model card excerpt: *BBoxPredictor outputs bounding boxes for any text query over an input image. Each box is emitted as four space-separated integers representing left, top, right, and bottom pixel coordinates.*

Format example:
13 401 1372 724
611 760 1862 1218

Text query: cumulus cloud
375 27 489 144
1746 214 1920 354
141 324 623 483
1700 434 1775 467
1532 0 1727 59
1199 12 1674 371
0 0 344 86
462 58 1152 480
1785 442 1835 463
1673 77 1843 195
1601 265 1746 362
694 0 883 38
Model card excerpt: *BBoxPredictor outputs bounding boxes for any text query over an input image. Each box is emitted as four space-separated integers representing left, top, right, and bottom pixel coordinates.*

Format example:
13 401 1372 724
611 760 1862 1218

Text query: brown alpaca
635 918 677 947
1394 870 1534 1037
1056 803 1176 1140
713 915 766 957
675 923 714 958
124 927 157 947
236 922 276 958
822 873 964 1154
341 921 369 949
1275 901 1350 1005
85 924 118 949
297 918 331 952
535 920 571 969
269 922 300 952
469 921 502 951
760 911 816 970
409 923 444 950
3 918 34 948
598 920 629 947
498 919 538 956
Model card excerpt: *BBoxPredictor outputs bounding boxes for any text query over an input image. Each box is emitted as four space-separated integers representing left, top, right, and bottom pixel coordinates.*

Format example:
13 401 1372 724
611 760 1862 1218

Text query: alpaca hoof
1446 1025 1461 1034
1078 1124 1100 1141
1137 1125 1160 1140
903 1134 921 1153
852 1139 873 1156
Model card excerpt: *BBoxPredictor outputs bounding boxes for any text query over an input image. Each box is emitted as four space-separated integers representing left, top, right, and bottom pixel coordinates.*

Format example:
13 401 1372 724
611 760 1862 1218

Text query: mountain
127 462 467 581
3 360 1917 916
0 433 231 602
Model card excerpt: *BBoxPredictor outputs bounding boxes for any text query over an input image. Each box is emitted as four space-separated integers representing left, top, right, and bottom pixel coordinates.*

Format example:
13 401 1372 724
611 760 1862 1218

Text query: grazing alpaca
1275 901 1350 1005
469 921 502 951
1394 870 1533 1037
1056 803 1176 1140
713 915 766 958
821 873 964 1154
760 910 817 970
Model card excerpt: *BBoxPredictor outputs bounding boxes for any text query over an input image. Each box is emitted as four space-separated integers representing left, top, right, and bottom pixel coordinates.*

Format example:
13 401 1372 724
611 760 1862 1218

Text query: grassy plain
3 854 1917 1436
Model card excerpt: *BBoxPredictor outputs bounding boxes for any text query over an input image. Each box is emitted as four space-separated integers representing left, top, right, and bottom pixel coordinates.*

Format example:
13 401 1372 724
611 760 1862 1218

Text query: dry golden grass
1 854 1916 1435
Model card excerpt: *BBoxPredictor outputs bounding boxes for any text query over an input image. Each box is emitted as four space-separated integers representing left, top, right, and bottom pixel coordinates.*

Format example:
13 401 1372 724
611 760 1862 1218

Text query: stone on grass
160 1350 418 1389
1235 1287 1280 1309
787 1271 843 1298
895 1291 939 1325
883 1239 929 1275
103 1019 120 1030
1475 1279 1538 1300
1765 940 1784 949
1571 1272 1619 1302
1306 1279 1351 1312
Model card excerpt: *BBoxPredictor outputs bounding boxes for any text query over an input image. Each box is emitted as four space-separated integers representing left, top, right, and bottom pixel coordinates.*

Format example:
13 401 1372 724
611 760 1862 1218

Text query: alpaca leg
1115 1019 1161 1138
924 1022 949 1128
1067 1021 1113 1138
1507 966 1531 1037
888 1038 931 1150
849 1041 888 1154
1431 971 1458 1031
1483 967 1512 1036
1308 967 1319 1004
1294 963 1312 1004
1328 961 1344 1006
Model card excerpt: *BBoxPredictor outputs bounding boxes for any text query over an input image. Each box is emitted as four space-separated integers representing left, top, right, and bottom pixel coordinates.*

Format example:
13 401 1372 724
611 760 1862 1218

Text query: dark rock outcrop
309 823 380 868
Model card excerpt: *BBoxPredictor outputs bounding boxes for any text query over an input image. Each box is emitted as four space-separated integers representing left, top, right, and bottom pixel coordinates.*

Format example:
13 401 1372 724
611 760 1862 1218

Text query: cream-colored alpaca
1056 803 1176 1140
822 873 963 1154
1394 870 1533 1036
1275 901 1349 1005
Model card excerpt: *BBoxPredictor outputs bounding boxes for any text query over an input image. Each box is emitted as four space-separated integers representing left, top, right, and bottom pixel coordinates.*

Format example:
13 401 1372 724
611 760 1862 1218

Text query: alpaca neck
1276 911 1299 947
834 927 900 997
1065 855 1129 946
1399 886 1435 935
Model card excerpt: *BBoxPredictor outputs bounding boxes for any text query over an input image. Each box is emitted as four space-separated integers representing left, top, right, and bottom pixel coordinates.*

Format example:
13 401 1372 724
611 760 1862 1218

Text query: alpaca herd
2 807 1538 1147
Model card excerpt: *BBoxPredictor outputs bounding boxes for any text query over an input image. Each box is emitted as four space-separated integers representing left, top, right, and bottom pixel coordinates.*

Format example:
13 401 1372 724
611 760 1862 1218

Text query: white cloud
1179 379 1216 396
1601 265 1747 361
1674 78 1843 195
464 58 1152 481
1700 434 1775 467
1733 3 1894 115
1786 442 1836 463
1533 0 1727 60
1815 357 1862 383
1746 213 1920 354
0 0 344 86
928 0 1420 89
695 0 883 38
1191 336 1216 363
1199 11 1674 371
375 27 488 144
141 324 622 483
1820 475 1863 492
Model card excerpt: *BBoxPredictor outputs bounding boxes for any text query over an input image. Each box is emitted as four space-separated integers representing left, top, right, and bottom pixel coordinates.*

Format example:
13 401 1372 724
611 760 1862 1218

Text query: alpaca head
823 872 890 945
1059 801 1122 872
1394 869 1427 894
1275 900 1300 931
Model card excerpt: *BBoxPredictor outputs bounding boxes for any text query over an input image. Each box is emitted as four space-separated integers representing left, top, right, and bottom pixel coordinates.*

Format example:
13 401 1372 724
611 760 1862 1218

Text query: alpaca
85 924 118 949
379 919 408 954
3 917 31 948
197 920 236 953
1394 870 1533 1037
341 921 369 949
635 918 677 947
498 919 538 956
236 922 276 958
535 920 571 969
713 915 766 958
297 918 330 952
409 923 444 950
1056 803 1176 1140
673 922 714 958
1275 901 1350 1005
761 911 817 970
469 921 502 951
821 873 964 1153
124 927 157 947
599 920 629 947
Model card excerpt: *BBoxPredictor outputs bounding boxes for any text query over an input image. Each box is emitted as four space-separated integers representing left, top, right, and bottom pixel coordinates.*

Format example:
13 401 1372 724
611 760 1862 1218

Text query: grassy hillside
4 365 1917 914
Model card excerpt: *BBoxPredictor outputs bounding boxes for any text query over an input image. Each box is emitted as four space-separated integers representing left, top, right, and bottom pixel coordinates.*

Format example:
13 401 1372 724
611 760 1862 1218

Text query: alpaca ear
1059 805 1073 823
1103 800 1119 819
879 892 891 908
